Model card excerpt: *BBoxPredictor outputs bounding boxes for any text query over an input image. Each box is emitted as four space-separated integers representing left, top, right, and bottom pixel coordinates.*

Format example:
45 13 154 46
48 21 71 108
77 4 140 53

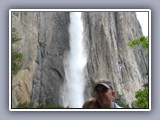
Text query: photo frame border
9 9 151 111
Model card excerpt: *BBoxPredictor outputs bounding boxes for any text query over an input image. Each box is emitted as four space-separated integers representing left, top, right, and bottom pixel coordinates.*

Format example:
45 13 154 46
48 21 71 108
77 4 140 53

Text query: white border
9 10 12 111
9 9 151 111
149 9 151 111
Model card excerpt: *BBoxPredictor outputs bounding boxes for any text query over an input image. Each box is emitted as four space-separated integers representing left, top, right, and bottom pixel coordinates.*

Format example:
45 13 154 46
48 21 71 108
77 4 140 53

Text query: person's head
93 80 115 108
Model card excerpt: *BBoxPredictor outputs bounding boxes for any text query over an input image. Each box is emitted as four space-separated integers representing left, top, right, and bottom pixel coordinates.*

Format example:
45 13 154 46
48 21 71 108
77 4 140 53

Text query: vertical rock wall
83 12 148 105
12 12 70 107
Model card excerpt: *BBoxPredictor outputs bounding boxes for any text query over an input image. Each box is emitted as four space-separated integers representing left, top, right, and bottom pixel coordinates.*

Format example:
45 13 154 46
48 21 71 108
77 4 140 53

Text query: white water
64 12 87 108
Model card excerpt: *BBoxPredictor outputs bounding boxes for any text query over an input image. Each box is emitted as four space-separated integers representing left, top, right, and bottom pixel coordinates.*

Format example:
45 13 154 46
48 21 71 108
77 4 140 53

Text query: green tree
128 36 148 50
133 87 148 108
11 27 23 75
128 35 149 108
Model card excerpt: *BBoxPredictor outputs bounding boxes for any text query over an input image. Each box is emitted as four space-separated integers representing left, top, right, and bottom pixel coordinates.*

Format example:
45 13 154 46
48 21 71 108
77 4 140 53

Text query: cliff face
83 12 148 105
12 12 70 107
11 11 148 108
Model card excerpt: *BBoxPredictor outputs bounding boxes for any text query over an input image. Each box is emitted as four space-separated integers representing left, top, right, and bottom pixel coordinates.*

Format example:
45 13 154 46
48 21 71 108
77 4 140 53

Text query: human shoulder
82 98 97 108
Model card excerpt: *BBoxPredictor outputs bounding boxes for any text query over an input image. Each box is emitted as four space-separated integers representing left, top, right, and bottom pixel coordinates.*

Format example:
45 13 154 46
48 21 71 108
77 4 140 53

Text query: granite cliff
11 11 148 108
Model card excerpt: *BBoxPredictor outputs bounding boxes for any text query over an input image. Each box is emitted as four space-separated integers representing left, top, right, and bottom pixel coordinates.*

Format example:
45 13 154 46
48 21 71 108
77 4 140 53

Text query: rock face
11 11 148 108
11 12 70 107
82 12 148 105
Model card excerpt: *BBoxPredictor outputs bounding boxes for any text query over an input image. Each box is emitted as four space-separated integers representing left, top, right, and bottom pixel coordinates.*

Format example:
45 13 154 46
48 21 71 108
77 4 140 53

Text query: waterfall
63 12 87 108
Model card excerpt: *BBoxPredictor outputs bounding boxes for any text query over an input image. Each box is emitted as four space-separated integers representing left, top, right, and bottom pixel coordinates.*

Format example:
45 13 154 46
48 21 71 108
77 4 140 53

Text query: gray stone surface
83 12 148 105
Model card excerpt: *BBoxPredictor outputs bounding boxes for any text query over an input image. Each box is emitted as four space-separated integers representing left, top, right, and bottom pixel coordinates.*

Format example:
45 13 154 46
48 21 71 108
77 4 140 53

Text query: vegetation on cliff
11 28 23 75
17 102 64 108
128 35 149 108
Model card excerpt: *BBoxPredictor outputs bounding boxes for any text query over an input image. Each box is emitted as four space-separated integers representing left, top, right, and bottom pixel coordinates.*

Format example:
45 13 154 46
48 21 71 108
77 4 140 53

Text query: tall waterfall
63 12 88 108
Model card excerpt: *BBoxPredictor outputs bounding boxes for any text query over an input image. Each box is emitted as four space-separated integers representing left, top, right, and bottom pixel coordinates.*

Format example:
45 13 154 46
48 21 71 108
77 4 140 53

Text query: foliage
12 50 23 75
37 103 63 108
17 102 64 109
17 102 34 108
128 35 149 108
128 36 148 50
11 28 21 43
133 87 148 108
11 27 23 75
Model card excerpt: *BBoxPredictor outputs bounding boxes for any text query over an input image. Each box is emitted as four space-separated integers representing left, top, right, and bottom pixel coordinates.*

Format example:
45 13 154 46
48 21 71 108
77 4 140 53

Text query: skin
94 85 115 108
